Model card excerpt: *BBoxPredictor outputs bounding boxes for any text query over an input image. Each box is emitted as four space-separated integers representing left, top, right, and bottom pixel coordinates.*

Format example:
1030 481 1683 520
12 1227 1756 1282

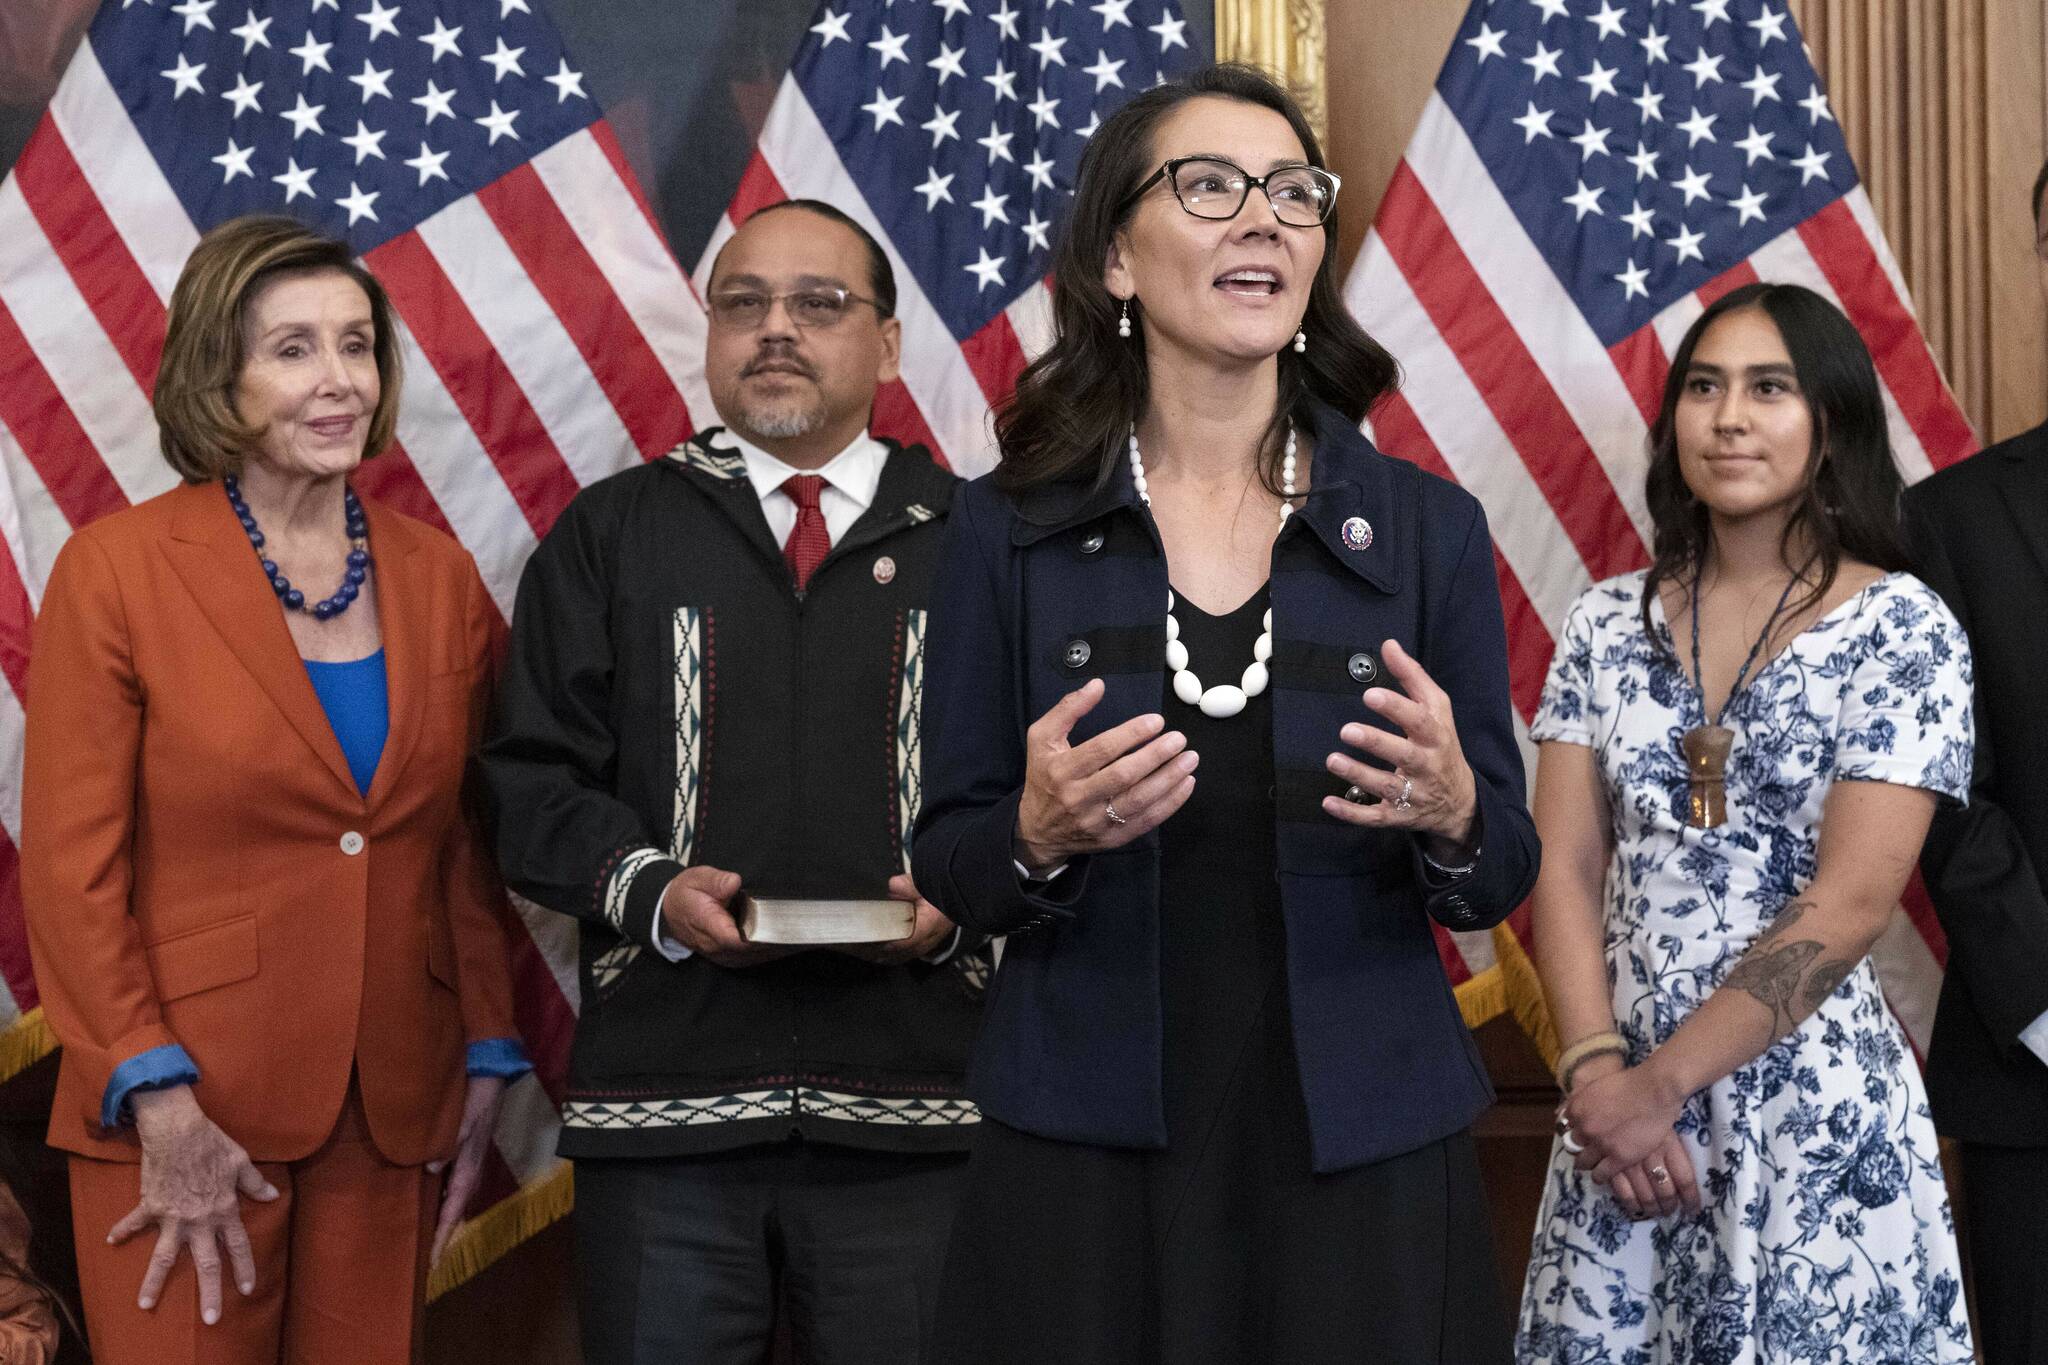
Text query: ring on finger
1649 1165 1672 1185
1392 775 1414 811
1559 1126 1585 1156
1104 800 1128 826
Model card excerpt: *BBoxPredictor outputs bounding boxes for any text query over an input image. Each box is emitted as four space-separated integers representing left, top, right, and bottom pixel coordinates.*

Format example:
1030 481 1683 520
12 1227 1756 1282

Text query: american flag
0 0 1206 1292
1343 0 1976 1058
692 0 1201 468
0 0 724 1293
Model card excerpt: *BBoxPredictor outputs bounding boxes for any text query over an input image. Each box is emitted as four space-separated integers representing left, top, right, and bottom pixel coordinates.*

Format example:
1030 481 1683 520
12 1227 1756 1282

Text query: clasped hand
1559 1055 1703 1220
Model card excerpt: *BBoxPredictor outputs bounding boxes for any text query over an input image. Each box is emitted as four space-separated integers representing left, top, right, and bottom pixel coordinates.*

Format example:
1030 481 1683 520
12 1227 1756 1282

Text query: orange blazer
22 480 520 1166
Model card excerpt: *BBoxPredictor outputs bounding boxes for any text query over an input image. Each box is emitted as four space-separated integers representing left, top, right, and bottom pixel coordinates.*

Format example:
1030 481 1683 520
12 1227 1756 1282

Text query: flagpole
1213 0 1329 146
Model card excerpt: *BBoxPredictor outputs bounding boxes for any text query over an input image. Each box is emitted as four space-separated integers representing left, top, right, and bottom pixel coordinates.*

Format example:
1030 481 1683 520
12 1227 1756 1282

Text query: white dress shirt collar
722 428 887 516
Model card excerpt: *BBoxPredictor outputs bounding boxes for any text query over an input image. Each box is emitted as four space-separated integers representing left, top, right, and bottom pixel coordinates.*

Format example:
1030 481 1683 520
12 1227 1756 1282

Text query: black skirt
929 588 1509 1364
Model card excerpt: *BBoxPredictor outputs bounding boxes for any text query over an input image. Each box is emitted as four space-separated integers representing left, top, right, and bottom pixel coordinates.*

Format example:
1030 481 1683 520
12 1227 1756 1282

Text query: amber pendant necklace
1682 567 1804 829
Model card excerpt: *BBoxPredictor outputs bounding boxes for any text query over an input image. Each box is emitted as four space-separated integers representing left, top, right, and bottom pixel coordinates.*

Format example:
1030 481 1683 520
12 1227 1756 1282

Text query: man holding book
480 200 980 1365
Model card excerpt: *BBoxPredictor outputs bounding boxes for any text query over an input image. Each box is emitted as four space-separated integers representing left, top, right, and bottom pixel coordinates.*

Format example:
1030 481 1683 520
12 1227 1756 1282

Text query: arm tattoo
1802 959 1856 1012
1723 937 1825 1036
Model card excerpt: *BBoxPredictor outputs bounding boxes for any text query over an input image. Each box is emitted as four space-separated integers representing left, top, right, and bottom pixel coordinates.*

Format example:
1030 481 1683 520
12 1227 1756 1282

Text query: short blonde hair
154 215 402 483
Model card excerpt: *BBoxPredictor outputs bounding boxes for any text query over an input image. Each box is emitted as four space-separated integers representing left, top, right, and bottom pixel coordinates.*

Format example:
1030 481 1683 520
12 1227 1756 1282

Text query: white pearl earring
1292 328 1306 354
1119 300 1132 339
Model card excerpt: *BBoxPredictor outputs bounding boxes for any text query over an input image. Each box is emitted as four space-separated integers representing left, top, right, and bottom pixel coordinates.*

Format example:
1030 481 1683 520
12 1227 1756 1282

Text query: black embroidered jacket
481 430 985 1158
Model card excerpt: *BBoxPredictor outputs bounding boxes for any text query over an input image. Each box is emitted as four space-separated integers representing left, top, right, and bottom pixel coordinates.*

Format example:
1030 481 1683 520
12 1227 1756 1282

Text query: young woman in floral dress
1516 282 1975 1365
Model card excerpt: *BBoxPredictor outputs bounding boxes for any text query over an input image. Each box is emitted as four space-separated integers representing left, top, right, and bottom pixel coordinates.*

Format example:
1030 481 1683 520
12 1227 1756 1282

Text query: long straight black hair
993 64 1398 497
1639 281 1911 651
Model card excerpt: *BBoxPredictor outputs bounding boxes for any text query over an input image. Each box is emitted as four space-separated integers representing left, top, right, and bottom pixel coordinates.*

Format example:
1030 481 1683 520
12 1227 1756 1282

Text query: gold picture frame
1214 0 1329 145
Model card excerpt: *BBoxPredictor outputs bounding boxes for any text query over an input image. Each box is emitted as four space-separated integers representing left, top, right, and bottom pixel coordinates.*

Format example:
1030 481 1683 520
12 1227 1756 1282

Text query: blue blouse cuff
102 1045 201 1128
465 1037 534 1080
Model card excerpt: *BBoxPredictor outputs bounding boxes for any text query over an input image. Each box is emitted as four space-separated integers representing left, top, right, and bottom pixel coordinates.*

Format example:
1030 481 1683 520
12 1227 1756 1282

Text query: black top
1157 585 1294 1148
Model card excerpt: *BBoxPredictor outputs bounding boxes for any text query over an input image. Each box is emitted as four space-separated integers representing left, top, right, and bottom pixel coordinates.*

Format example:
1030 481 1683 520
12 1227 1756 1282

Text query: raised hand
1322 639 1479 849
1014 679 1199 869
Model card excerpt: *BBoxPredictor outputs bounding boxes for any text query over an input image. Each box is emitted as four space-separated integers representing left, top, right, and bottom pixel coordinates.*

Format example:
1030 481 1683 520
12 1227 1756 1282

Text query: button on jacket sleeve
480 489 683 950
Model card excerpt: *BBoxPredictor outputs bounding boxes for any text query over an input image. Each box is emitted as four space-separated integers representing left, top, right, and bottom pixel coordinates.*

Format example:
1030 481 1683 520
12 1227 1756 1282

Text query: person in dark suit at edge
1905 157 2048 1364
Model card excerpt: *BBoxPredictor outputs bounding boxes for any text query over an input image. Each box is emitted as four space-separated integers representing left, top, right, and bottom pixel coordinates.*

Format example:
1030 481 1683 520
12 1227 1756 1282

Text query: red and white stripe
0 29 728 1263
1342 92 1973 1044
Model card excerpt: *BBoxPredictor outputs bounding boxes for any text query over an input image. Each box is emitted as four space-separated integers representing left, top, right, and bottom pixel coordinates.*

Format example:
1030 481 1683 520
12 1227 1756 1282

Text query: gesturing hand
659 866 796 968
1013 678 1199 870
115 1086 278 1325
428 1075 506 1266
1321 639 1479 847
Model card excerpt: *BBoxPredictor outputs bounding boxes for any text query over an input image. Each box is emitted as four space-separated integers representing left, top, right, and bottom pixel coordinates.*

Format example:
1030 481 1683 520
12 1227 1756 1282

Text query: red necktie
780 474 830 591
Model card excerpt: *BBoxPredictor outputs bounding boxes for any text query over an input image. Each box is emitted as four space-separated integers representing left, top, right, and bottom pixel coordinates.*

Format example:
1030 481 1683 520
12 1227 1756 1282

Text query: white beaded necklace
1127 426 1296 720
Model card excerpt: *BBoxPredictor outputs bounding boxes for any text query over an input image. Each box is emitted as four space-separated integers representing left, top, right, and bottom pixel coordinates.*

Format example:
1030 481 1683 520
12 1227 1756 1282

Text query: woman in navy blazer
913 65 1536 1364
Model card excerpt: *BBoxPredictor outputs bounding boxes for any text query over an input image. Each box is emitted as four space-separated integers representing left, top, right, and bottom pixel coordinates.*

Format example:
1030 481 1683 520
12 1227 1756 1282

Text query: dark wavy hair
993 63 1398 496
1639 281 1909 650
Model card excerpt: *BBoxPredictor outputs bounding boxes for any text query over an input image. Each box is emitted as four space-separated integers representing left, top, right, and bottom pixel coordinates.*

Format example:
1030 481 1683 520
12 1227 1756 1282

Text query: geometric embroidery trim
665 439 747 481
561 1090 792 1130
895 608 926 870
796 1088 980 1126
602 848 669 933
672 606 704 868
558 1088 980 1130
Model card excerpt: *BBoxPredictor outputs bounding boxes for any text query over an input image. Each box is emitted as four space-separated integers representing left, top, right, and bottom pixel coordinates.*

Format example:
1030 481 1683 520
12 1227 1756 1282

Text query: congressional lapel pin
872 555 897 585
1342 516 1374 552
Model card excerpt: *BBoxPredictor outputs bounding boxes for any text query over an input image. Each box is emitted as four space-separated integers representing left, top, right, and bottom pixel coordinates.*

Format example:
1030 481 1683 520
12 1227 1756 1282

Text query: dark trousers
573 1140 968 1365
1959 1142 2048 1365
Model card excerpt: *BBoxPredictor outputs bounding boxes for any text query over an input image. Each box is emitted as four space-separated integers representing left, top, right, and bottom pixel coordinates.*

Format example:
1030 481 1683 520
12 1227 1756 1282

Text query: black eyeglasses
1117 156 1341 227
705 286 889 331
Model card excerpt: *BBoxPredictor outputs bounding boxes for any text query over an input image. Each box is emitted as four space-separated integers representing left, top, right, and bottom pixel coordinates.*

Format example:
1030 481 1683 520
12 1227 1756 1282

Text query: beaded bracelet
1555 1031 1628 1093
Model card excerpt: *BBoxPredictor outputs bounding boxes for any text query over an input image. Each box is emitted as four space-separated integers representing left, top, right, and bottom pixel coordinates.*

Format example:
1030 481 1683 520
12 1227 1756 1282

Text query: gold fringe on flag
1492 921 1563 1070
426 1158 575 1302
0 1009 57 1086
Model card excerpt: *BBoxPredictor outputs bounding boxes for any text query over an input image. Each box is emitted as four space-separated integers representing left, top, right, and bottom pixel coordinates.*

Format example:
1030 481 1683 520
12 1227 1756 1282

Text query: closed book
738 896 914 946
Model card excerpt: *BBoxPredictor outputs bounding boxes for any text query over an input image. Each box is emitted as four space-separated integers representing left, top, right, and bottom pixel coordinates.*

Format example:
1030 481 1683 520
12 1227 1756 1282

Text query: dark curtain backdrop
0 0 1216 270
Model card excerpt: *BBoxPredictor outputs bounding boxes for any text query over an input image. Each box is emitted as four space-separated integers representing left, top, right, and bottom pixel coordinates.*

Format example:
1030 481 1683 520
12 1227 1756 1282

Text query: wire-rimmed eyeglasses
1117 157 1341 227
706 286 890 331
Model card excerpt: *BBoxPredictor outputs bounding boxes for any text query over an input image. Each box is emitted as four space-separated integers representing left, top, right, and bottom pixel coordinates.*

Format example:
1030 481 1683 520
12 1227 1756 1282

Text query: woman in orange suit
20 215 530 1364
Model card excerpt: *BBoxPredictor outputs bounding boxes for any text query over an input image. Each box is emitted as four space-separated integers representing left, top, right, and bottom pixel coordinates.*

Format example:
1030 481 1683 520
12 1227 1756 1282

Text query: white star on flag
162 53 206 98
483 37 526 82
341 120 387 164
356 0 402 43
221 72 262 116
811 9 852 46
271 156 317 201
475 100 520 143
868 26 910 68
971 185 1010 227
963 247 1006 291
860 89 905 130
419 18 463 60
413 81 456 122
544 60 586 102
914 168 954 210
281 93 325 137
405 142 451 185
211 136 254 181
229 12 271 53
1083 51 1126 91
336 180 379 224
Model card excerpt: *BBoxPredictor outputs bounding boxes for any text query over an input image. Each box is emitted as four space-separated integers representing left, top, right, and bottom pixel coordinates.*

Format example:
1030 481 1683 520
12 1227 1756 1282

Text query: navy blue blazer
911 399 1539 1173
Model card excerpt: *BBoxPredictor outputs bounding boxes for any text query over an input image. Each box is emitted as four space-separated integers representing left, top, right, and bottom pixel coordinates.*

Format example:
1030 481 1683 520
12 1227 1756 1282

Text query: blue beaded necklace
223 474 371 621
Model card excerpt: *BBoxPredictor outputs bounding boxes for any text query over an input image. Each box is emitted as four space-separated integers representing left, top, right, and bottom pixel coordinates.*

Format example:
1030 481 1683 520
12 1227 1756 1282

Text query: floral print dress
1515 570 1975 1365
